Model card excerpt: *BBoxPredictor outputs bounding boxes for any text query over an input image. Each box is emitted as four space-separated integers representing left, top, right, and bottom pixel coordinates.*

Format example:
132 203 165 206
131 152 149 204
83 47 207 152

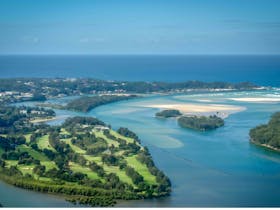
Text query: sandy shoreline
143 103 246 118
30 117 57 123
228 97 280 102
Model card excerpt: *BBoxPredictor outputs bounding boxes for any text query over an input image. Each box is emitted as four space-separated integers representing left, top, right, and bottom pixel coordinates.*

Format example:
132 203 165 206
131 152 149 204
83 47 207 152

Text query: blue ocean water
0 55 279 86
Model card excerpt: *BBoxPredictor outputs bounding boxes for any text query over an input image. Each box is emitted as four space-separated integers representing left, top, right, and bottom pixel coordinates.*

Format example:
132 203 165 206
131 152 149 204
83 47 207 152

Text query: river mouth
4 89 280 207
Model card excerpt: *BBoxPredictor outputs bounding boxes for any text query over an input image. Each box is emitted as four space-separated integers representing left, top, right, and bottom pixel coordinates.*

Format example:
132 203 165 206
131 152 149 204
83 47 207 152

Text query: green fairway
95 130 119 147
63 138 86 154
17 164 36 175
17 145 56 170
109 130 135 144
69 162 100 180
37 135 55 151
5 160 18 167
102 164 134 186
24 134 32 143
60 128 70 135
84 155 102 163
126 155 157 185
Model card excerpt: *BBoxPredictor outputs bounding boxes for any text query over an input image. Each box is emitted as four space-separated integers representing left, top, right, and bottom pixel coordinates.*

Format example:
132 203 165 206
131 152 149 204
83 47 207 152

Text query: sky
0 0 280 55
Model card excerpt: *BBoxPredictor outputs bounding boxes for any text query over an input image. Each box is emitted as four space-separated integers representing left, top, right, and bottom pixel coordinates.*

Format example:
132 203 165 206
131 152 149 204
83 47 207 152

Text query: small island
0 105 171 207
155 109 182 118
177 115 224 131
250 112 280 152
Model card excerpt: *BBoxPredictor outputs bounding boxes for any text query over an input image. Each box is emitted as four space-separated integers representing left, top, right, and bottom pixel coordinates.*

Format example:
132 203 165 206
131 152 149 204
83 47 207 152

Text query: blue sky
0 0 280 54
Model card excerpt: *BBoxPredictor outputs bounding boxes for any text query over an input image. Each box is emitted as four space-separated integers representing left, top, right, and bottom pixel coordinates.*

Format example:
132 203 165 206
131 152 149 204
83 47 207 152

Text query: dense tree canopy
250 112 280 150
178 115 224 131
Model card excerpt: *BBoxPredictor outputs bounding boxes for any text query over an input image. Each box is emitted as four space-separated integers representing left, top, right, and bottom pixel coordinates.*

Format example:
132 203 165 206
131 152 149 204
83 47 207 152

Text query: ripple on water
142 133 184 149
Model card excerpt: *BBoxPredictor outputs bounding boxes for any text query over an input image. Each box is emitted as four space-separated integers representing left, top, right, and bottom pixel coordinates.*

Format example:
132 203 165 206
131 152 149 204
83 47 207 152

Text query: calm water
0 55 280 86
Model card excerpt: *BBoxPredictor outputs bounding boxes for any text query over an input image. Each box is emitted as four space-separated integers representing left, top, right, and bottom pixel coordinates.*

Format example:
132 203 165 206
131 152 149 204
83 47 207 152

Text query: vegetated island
0 105 171 207
250 112 280 152
155 109 182 118
177 115 225 131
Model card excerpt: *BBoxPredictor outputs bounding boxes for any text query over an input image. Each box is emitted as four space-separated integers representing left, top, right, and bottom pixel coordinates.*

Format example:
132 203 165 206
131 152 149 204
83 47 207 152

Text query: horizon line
1 53 280 56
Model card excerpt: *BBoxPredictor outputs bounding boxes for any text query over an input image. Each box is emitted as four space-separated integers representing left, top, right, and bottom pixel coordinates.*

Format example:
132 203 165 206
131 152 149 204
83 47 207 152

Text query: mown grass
5 160 18 167
5 160 34 175
63 138 86 154
69 162 100 180
17 164 36 175
125 155 157 185
17 145 56 170
94 131 119 147
102 164 134 186
37 135 55 151
84 155 102 163
60 128 70 135
109 130 135 144
24 134 32 143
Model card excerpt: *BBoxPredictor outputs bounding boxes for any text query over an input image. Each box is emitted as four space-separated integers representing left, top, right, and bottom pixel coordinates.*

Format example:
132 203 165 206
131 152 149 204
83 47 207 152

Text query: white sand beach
143 103 246 118
228 97 280 102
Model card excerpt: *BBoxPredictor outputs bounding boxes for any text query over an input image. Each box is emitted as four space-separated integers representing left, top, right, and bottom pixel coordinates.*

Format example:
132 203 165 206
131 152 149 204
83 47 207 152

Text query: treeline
178 115 224 131
65 95 137 112
137 147 171 196
0 78 259 104
250 112 280 150
0 168 137 207
0 105 54 134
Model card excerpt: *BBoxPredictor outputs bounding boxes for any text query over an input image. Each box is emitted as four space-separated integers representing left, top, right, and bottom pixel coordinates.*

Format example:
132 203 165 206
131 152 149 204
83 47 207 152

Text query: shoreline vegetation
37 94 138 113
0 78 260 105
0 106 171 207
65 94 137 112
178 115 224 131
38 94 138 113
250 112 280 152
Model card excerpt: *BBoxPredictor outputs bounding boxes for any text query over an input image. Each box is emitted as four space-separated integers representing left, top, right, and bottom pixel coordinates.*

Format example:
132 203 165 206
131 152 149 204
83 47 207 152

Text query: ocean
0 55 279 86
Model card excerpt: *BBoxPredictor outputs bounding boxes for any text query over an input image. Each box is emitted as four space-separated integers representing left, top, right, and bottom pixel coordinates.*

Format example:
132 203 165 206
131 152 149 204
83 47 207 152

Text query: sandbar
228 97 280 102
143 103 245 118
